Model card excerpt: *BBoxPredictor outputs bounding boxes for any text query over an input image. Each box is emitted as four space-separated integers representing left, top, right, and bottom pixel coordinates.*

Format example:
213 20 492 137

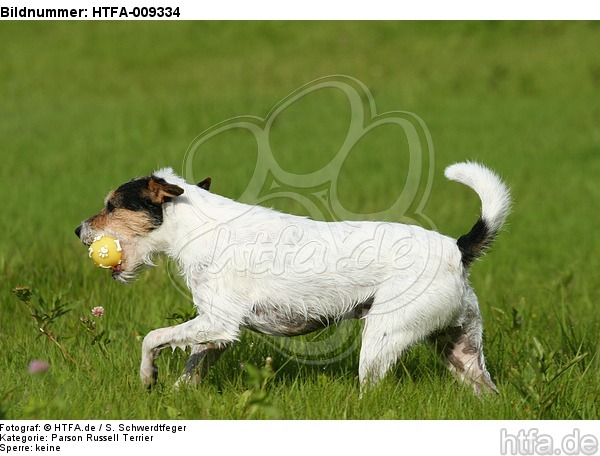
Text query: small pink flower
28 359 50 374
91 306 105 318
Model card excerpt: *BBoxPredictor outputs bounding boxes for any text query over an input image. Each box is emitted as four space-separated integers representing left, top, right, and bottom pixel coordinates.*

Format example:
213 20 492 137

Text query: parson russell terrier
75 162 510 394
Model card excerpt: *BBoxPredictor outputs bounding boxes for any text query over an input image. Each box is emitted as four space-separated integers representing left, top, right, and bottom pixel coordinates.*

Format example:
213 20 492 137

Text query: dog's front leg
140 337 161 389
173 343 227 387
140 327 172 389
140 316 238 389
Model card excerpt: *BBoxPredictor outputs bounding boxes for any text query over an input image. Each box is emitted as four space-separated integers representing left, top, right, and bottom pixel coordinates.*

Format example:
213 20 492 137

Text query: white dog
75 162 510 394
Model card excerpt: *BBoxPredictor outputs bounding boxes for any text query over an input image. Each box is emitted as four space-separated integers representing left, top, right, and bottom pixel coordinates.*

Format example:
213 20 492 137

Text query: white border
1 420 598 456
2 0 600 19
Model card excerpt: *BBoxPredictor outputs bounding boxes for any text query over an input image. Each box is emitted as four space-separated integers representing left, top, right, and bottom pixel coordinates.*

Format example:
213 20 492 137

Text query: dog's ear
197 177 211 191
148 178 184 204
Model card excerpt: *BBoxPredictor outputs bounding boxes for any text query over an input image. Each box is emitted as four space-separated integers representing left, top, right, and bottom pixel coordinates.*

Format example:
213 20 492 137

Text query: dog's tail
445 162 511 268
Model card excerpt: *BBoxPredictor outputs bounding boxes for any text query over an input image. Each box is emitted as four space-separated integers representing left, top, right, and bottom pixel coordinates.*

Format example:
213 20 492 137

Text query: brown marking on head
88 209 108 231
105 208 157 238
80 175 184 243
146 178 184 205
85 207 156 239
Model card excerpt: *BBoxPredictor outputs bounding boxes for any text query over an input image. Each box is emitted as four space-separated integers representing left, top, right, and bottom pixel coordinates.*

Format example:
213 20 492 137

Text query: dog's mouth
111 264 129 282
80 238 92 248
110 262 142 284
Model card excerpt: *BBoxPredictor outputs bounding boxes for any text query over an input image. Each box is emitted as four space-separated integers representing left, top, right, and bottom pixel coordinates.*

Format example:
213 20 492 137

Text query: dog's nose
75 225 82 238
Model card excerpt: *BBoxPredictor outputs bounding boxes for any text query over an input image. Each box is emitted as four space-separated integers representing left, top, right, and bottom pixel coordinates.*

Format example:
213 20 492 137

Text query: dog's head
75 174 189 281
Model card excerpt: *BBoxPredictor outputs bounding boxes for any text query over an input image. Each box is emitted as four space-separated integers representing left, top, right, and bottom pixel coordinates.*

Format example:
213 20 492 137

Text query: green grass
1 21 599 419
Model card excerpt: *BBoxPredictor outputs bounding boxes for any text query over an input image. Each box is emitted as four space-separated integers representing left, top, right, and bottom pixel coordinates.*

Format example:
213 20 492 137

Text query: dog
75 162 510 394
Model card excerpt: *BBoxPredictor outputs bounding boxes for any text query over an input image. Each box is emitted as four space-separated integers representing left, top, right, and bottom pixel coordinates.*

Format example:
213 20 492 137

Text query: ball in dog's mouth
88 235 123 269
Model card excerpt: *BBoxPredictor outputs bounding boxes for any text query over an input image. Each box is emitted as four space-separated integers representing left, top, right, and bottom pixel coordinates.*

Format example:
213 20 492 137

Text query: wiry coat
76 162 510 393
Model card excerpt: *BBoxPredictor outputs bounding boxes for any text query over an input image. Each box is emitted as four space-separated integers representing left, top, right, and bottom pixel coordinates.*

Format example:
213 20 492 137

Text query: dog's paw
140 364 159 391
472 371 499 397
173 373 198 389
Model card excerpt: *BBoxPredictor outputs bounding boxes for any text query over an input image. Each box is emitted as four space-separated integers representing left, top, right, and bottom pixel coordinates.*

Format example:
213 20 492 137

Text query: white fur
130 163 508 393
445 161 511 234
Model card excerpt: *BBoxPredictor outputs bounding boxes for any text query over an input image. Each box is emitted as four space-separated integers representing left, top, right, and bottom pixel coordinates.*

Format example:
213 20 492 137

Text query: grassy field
0 21 598 420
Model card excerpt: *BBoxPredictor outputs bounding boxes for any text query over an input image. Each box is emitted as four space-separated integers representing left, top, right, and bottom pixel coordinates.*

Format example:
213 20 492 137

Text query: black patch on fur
111 177 164 226
353 295 375 319
244 306 330 337
456 217 494 268
197 177 211 191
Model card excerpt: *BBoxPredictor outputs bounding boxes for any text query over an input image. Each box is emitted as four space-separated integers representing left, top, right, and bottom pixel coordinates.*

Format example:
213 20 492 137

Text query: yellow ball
88 235 123 269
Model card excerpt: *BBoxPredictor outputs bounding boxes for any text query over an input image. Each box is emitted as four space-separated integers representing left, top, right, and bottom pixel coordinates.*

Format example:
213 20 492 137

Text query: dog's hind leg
358 317 422 389
430 288 498 395
174 343 226 387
